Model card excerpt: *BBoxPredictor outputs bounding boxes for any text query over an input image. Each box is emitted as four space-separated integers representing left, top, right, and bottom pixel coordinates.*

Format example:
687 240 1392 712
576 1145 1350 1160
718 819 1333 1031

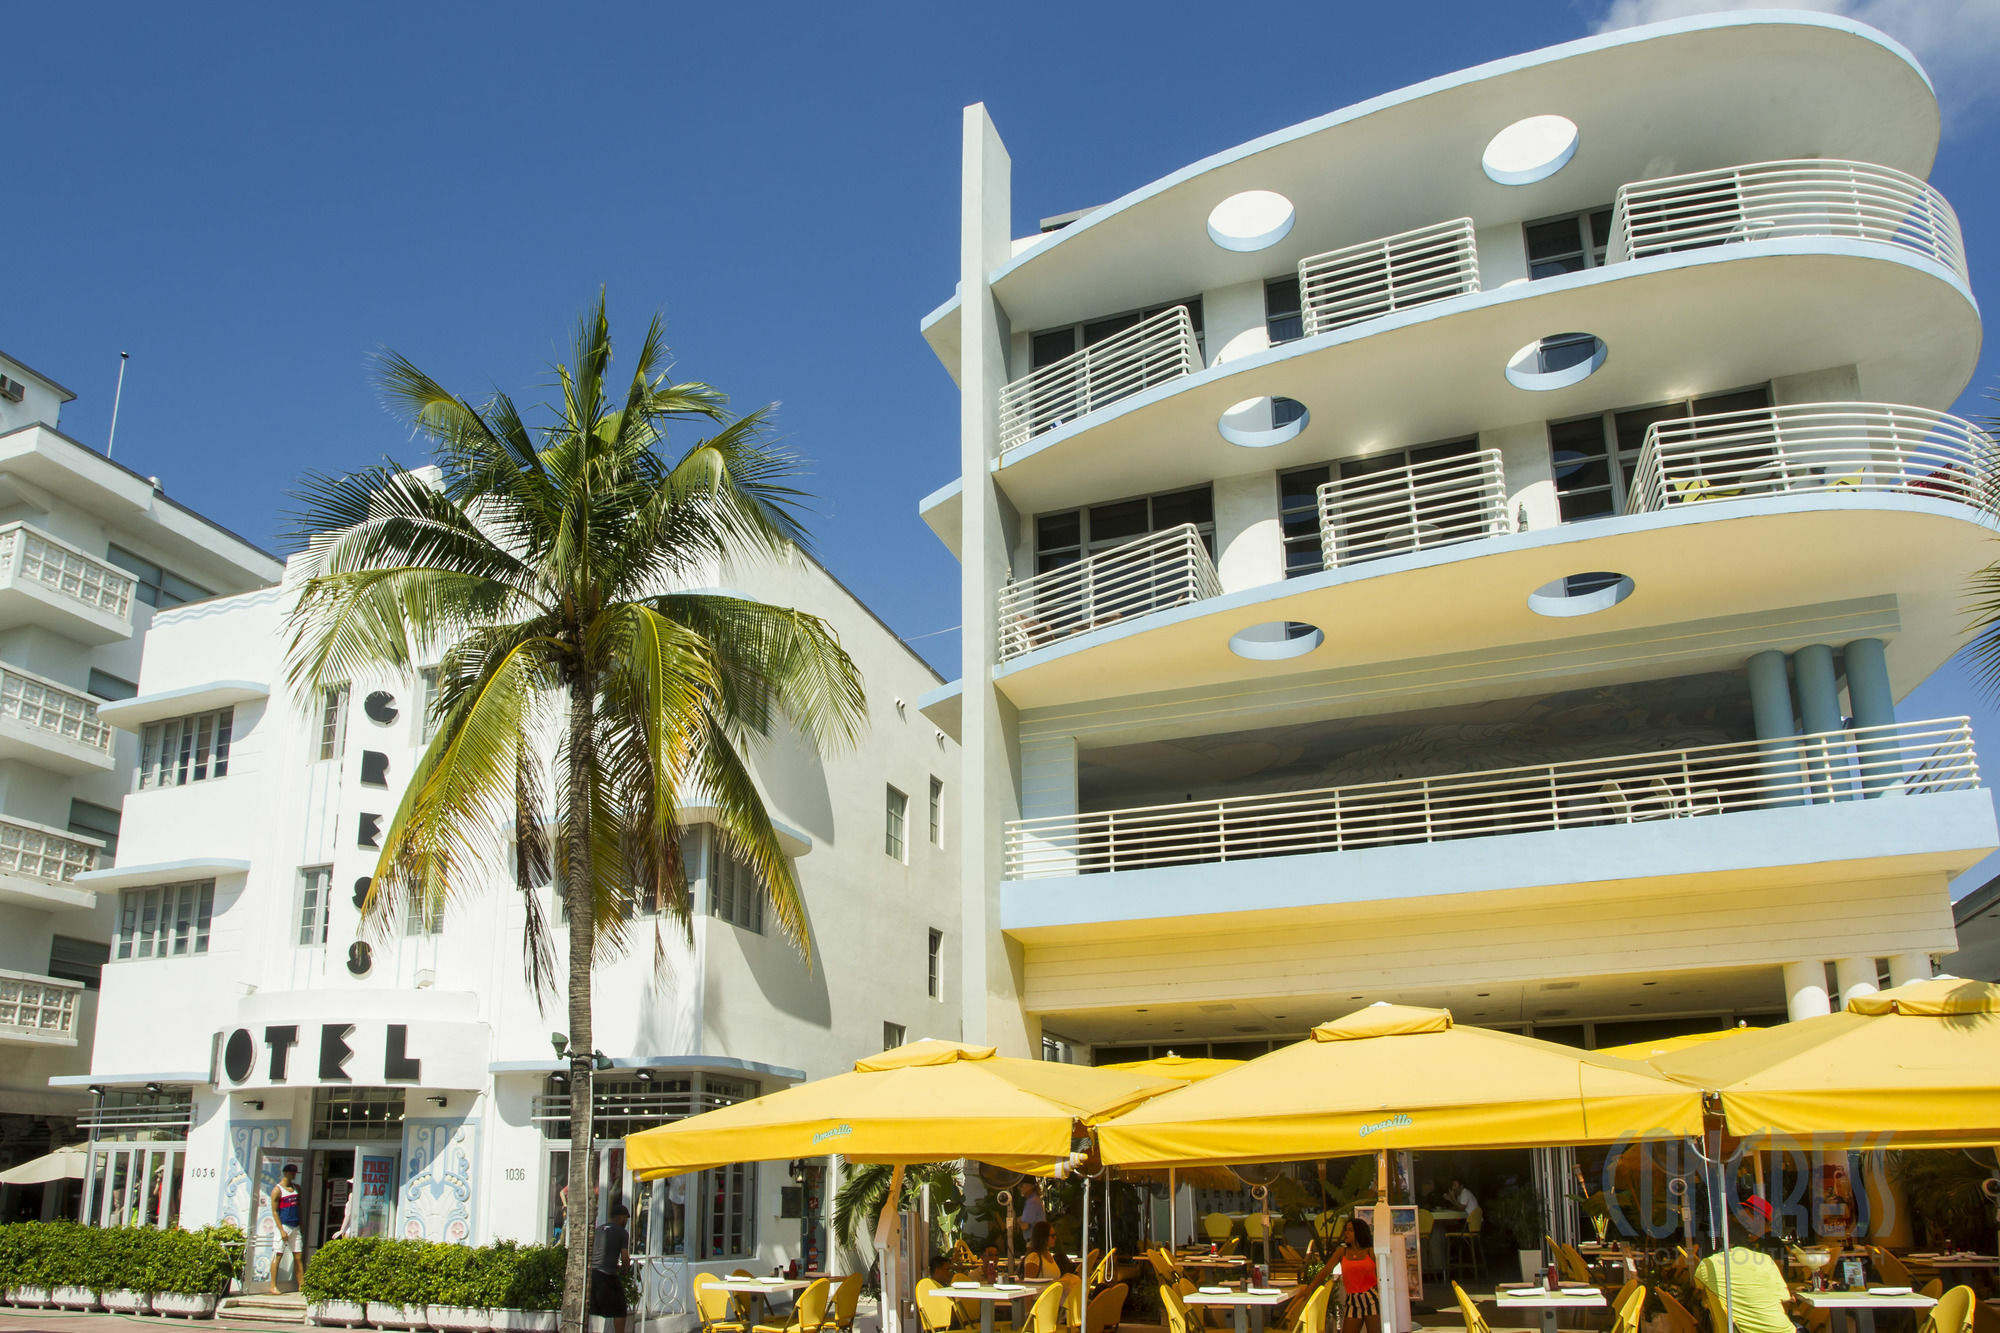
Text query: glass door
244 1148 308 1294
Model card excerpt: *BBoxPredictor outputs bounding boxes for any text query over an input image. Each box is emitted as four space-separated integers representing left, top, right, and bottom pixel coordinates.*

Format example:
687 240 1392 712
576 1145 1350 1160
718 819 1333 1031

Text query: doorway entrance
306 1145 400 1256
243 1147 308 1296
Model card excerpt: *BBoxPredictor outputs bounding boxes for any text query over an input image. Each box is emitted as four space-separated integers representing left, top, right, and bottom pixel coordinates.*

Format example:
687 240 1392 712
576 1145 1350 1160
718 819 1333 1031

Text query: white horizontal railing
1608 160 1968 283
0 522 137 621
1626 403 1998 516
0 969 82 1041
0 665 112 753
1003 718 1976 879
998 306 1202 456
0 816 102 883
1317 448 1509 569
1299 218 1480 338
998 524 1219 661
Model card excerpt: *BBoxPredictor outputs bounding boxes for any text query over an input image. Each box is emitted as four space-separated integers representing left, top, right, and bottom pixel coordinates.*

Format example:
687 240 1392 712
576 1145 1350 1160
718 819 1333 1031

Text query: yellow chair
694 1273 749 1333
1059 1274 1083 1329
1244 1214 1270 1243
753 1277 830 1333
1085 1283 1128 1333
1611 1286 1647 1333
1090 1249 1117 1285
828 1274 863 1333
1872 1249 1917 1289
1162 1286 1198 1333
916 1279 959 1333
1557 1244 1593 1286
1918 1287 1975 1333
1020 1282 1071 1333
1203 1213 1234 1242
1654 1289 1702 1333
1221 1238 1241 1256
1452 1282 1538 1333
1292 1283 1334 1333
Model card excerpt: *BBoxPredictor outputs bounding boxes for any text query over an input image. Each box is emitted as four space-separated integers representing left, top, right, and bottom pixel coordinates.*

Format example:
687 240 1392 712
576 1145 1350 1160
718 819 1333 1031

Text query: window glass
419 668 441 744
1030 329 1078 370
1278 465 1331 579
106 546 212 609
1036 485 1218 569
705 827 764 934
69 799 121 860
885 786 908 861
137 709 233 790
49 935 110 989
883 1022 906 1050
1550 417 1616 521
927 929 943 999
319 686 349 761
311 1088 406 1141
296 865 332 947
1085 498 1149 548
1265 277 1303 344
115 881 215 960
928 776 943 847
86 670 137 701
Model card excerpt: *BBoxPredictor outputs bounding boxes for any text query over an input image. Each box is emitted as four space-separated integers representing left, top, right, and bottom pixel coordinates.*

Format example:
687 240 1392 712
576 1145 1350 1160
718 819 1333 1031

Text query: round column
1844 638 1901 798
1793 645 1842 735
1833 956 1880 1010
1748 650 1796 739
1887 952 1933 987
1783 960 1831 1020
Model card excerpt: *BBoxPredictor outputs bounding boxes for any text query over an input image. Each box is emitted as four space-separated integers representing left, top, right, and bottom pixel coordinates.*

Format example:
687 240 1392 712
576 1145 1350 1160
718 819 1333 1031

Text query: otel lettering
219 1022 424 1085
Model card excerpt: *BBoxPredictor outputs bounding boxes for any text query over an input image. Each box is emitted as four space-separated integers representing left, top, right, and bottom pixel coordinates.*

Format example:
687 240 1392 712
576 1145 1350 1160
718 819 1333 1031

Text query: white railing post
1317 448 1507 569
1298 218 1480 338
996 306 1200 456
995 523 1219 660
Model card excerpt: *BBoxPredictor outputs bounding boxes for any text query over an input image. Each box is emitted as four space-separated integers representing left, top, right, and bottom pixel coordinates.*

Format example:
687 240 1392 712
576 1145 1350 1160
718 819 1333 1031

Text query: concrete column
1887 952 1933 987
1213 472 1283 593
1750 650 1804 807
1844 637 1901 797
1783 960 1832 1020
1793 644 1843 801
1834 956 1880 1010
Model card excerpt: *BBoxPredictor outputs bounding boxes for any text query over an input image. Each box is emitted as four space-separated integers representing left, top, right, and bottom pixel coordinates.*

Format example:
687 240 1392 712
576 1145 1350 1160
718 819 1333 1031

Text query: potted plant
101 1226 160 1314
304 1237 378 1327
49 1221 107 1309
491 1243 563 1333
154 1225 243 1318
1490 1184 1547 1284
367 1239 438 1330
427 1240 492 1332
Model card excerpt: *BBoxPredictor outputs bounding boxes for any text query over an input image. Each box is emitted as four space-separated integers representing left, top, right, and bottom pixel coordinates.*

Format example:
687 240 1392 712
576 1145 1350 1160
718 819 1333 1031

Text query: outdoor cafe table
1491 1282 1607 1333
709 1277 813 1326
1912 1254 2000 1276
1800 1288 1936 1333
1185 1285 1298 1333
1181 1256 1251 1273
948 1281 1051 1333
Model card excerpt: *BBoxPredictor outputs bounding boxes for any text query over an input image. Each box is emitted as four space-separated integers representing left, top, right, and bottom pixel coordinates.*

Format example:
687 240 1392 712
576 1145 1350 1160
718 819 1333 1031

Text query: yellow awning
1095 1004 1707 1167
624 1039 1182 1178
1594 1028 1758 1062
1650 976 2000 1146
1099 1056 1244 1083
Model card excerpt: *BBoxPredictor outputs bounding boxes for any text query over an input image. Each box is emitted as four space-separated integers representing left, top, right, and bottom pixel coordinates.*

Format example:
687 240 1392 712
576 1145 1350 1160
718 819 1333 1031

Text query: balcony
0 969 83 1046
1318 448 1509 569
0 816 105 911
998 524 1218 661
1627 402 1995 516
0 523 137 645
1005 718 1977 880
997 306 1202 458
0 665 116 774
1608 159 1966 282
1299 218 1480 338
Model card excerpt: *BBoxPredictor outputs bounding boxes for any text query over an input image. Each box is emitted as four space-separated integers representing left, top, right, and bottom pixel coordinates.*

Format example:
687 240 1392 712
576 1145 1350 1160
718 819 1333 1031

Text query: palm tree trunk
561 677 597 1333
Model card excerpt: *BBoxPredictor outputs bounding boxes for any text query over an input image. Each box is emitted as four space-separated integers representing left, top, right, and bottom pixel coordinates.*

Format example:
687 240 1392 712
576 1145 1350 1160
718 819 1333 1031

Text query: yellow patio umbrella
1594 1027 1758 1062
1649 975 2000 1145
624 1038 1182 1178
1097 1003 1707 1166
1100 1055 1243 1083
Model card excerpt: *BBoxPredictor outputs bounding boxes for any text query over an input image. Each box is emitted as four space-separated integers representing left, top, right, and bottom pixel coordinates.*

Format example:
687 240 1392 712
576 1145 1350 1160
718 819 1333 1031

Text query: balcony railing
1298 218 1480 338
1625 403 1998 516
1317 448 1509 569
998 306 1202 456
998 524 1219 661
1003 718 1976 879
0 523 137 621
0 816 102 883
0 969 82 1042
1608 160 1968 284
0 666 113 753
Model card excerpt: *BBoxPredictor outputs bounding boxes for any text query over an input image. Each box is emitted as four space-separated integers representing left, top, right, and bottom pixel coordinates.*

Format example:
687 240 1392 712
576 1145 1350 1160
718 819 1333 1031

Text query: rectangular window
1551 385 1773 521
1524 206 1613 280
115 881 214 960
86 669 137 701
68 799 121 860
1278 465 1332 579
927 929 943 1000
136 709 233 790
1028 297 1205 370
311 1087 406 1142
884 1021 906 1050
106 545 212 610
928 777 943 847
705 828 764 934
48 935 110 989
1265 276 1304 344
318 686 349 761
885 786 907 861
419 667 441 744
295 865 332 947
405 890 444 936
705 1161 756 1260
1034 485 1216 574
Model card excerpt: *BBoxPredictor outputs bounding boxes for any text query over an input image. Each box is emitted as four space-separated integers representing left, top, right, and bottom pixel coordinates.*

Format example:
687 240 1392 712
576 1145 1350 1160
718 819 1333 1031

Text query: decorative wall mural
218 1120 289 1229
399 1117 478 1243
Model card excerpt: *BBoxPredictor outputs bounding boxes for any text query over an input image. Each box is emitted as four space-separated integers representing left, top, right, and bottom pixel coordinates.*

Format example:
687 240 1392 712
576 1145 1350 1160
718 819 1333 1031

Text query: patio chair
1443 1213 1483 1283
753 1277 830 1333
1091 1249 1117 1285
1203 1212 1235 1242
1654 1288 1703 1333
1293 1283 1334 1333
695 1273 749 1333
995 1281 1067 1333
1871 1248 1917 1288
1086 1283 1128 1333
828 1273 863 1333
1918 1287 1975 1333
1451 1281 1538 1333
1611 1286 1648 1333
916 1279 959 1333
1162 1285 1198 1333
1557 1243 1594 1286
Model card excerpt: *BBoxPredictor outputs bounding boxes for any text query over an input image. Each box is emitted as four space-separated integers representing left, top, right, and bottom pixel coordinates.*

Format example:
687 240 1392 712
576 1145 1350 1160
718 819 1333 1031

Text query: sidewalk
0 1318 303 1333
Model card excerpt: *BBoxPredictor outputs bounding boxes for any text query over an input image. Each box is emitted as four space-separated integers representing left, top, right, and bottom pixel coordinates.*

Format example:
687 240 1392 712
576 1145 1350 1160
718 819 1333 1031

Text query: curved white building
919 12 1995 1062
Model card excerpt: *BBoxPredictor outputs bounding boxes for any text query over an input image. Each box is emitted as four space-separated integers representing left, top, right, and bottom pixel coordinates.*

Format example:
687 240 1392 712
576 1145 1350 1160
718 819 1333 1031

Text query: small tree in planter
493 1244 564 1333
155 1226 244 1317
100 1226 163 1312
304 1237 380 1327
427 1242 490 1332
1489 1185 1548 1284
366 1239 441 1329
48 1221 110 1308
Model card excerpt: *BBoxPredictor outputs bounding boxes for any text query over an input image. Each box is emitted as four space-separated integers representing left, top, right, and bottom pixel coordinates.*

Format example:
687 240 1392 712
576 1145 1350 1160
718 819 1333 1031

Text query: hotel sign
212 1019 489 1091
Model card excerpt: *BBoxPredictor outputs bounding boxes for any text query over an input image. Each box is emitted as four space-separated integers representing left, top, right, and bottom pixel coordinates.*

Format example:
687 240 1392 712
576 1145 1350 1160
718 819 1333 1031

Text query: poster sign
356 1154 396 1238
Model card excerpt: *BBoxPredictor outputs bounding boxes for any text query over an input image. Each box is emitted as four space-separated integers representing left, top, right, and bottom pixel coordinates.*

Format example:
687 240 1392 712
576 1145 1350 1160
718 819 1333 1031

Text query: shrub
500 1243 565 1312
463 1241 518 1309
155 1227 240 1297
302 1237 382 1304
364 1240 442 1307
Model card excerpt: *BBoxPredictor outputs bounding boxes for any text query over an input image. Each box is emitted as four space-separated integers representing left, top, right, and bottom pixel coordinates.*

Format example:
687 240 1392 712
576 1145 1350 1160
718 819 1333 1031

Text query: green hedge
0 1222 244 1296
304 1237 573 1311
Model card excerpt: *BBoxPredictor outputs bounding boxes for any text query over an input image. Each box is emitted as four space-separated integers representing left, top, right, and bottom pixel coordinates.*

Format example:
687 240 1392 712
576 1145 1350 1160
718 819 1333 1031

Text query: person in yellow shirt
1693 1241 1799 1333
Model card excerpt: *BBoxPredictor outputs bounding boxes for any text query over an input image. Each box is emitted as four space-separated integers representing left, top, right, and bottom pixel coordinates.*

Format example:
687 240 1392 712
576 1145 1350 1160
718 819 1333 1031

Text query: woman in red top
1334 1217 1378 1333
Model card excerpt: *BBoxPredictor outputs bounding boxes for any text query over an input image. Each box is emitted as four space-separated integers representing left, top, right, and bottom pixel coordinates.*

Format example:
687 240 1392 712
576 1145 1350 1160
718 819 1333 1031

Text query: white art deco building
64 543 961 1299
916 11 1995 1064
0 350 280 1220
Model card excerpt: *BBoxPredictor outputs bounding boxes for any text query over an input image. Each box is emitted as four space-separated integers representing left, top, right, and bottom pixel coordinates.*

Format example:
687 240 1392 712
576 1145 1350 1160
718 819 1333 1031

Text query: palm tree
284 294 866 1333
833 1162 964 1268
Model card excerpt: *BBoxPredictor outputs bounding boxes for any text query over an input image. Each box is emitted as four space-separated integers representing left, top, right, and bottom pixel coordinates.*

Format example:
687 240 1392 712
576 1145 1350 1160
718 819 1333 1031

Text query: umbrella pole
1169 1167 1177 1251
1082 1176 1092 1333
876 1164 906 1333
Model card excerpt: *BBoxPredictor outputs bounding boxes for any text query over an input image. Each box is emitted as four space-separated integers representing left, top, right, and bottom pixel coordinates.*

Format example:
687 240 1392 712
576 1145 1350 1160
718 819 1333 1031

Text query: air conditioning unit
0 376 24 403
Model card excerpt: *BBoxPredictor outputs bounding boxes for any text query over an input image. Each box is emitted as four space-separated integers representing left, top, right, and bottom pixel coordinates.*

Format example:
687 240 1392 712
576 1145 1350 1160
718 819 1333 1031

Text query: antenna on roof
106 352 129 459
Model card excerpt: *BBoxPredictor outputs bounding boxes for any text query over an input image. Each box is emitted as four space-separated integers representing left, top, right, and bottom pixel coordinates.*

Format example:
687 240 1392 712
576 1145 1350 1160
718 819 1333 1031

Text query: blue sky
10 2 2000 894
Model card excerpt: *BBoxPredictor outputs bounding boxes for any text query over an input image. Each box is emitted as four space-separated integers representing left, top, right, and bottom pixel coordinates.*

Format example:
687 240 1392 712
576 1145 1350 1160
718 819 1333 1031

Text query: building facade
0 350 281 1220
918 12 1996 1062
64 542 961 1303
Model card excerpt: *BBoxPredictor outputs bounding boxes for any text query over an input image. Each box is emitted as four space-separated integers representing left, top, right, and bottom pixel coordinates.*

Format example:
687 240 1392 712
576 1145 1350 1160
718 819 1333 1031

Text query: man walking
268 1163 307 1287
591 1203 632 1333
